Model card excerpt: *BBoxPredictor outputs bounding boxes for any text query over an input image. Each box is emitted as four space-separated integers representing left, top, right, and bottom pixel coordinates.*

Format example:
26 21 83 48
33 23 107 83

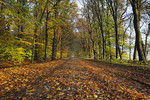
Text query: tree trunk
44 8 49 62
31 27 37 63
60 37 63 59
100 23 105 59
88 39 91 58
34 34 38 60
114 18 119 59
129 28 132 60
98 38 102 59
118 46 122 60
142 41 146 59
144 24 150 60
51 27 56 60
133 41 137 60
131 0 146 63
108 33 112 60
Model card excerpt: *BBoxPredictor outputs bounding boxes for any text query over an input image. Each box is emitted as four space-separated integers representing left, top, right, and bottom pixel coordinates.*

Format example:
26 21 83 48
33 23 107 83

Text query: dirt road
0 58 150 99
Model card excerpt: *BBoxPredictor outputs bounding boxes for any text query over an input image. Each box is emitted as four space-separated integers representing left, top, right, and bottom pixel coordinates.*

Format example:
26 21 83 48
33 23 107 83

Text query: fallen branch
131 78 150 87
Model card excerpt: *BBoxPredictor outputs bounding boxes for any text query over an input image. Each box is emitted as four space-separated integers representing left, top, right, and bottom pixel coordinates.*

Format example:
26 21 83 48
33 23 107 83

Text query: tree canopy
0 0 150 63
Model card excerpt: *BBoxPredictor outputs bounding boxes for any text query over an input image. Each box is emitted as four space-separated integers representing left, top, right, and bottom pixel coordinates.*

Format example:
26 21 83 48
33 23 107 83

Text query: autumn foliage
0 58 150 99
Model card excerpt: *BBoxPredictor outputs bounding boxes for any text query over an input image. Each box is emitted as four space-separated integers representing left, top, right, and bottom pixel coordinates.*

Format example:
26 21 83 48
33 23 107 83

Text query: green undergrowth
82 58 150 70
107 59 150 70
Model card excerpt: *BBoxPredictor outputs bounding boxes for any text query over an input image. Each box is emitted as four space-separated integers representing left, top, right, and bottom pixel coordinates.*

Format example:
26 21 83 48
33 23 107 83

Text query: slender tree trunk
100 22 105 59
129 28 132 60
51 27 56 60
34 34 38 60
31 26 37 63
108 32 112 60
106 6 112 60
144 24 150 60
60 38 63 59
0 0 5 32
88 39 91 58
33 0 48 61
44 8 49 62
98 39 102 59
93 0 105 59
106 0 122 59
114 18 119 59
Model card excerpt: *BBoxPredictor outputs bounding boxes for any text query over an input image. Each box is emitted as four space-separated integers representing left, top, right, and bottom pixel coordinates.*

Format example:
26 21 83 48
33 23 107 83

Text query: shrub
2 46 31 63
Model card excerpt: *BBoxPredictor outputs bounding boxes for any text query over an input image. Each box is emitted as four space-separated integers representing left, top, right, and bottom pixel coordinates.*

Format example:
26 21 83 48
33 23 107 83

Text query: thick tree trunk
114 18 122 59
118 46 122 60
89 31 96 60
51 6 58 60
133 41 137 60
131 0 146 63
142 41 146 59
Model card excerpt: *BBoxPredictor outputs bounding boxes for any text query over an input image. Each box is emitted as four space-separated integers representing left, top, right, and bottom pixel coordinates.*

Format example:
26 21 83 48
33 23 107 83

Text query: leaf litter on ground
0 58 150 99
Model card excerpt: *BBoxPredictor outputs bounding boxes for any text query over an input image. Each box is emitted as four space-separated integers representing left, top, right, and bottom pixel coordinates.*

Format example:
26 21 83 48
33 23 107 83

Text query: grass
82 57 150 71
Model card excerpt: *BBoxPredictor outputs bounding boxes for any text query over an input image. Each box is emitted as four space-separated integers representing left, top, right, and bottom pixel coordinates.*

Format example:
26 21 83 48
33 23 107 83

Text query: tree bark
88 39 91 58
51 27 56 60
129 28 132 60
144 23 150 60
130 0 146 63
106 0 122 59
44 8 49 62
60 37 63 59
133 41 137 60
31 26 37 63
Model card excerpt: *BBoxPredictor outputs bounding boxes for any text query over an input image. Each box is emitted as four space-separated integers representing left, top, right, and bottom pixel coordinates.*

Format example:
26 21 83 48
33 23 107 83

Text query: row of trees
75 0 150 63
0 0 150 63
0 0 78 63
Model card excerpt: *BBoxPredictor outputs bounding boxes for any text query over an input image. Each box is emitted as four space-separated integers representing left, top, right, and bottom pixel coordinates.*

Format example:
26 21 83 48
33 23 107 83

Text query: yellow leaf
94 94 98 98
4 81 7 84
47 94 52 98
56 87 61 90
24 79 28 82
10 85 13 88
5 87 9 90
0 1 5 4
22 97 26 100
68 87 71 90
56 83 59 85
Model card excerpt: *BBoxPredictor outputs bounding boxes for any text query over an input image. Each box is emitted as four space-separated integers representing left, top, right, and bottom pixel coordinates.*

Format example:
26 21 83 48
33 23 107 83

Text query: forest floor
0 58 150 100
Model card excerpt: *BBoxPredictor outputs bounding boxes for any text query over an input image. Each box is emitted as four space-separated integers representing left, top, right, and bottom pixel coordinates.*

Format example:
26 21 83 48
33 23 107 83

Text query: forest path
0 58 150 99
